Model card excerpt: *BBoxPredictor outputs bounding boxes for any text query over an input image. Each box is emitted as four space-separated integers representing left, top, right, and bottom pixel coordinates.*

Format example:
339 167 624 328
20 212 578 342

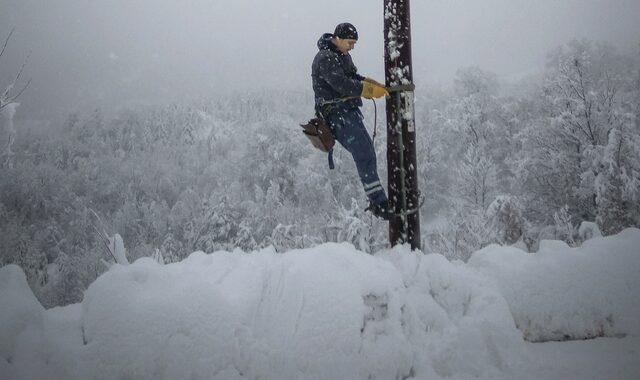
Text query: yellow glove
363 77 386 88
361 80 389 99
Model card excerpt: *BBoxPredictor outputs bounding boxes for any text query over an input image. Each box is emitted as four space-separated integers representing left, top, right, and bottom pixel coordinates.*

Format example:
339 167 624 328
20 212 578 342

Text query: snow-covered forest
1 39 639 308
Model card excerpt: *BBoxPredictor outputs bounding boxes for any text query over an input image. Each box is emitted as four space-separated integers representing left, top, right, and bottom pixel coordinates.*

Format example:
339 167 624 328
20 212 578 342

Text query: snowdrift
469 228 640 342
1 229 639 380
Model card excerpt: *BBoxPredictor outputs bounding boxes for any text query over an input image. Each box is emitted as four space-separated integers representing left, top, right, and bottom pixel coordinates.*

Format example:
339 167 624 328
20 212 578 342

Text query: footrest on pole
392 191 425 218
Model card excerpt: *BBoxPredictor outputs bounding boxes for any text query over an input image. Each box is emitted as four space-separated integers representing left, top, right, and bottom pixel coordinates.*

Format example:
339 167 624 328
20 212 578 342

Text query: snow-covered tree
485 195 525 245
454 145 497 210
553 205 577 246
583 129 639 234
160 230 183 263
233 221 258 251
518 40 639 229
329 198 380 253
189 194 242 253
452 66 500 146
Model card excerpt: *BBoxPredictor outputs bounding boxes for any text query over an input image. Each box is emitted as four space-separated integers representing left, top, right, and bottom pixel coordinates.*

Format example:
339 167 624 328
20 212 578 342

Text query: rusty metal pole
383 0 421 250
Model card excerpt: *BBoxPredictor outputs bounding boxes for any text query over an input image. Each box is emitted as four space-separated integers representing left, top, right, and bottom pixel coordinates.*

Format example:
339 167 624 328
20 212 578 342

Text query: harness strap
317 83 414 106
328 148 335 170
316 96 357 107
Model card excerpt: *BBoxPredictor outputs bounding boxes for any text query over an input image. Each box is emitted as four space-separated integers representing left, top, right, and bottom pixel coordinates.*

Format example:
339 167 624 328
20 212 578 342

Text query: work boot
366 200 392 220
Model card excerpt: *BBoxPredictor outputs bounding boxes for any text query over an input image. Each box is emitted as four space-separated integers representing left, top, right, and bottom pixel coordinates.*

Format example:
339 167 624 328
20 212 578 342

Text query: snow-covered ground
1 229 639 380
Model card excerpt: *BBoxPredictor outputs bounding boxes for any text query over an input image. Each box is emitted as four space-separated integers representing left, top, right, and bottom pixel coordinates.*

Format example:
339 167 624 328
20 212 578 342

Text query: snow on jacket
312 33 364 111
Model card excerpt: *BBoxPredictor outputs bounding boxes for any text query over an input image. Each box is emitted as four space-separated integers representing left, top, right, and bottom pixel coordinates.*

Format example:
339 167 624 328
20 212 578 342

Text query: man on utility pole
383 0 421 249
311 23 392 220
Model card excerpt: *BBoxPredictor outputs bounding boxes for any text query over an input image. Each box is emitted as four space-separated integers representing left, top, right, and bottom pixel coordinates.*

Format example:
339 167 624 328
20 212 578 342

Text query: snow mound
1 244 527 379
1 229 639 379
469 228 640 342
0 265 44 368
75 244 527 379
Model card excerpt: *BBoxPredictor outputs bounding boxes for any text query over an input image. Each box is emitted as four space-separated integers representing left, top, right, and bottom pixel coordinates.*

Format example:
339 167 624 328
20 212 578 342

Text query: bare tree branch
7 77 31 104
0 27 15 61
0 30 31 111
12 49 30 83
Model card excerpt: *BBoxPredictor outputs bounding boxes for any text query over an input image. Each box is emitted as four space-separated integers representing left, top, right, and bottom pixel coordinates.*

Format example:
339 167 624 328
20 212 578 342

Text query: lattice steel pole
383 0 421 250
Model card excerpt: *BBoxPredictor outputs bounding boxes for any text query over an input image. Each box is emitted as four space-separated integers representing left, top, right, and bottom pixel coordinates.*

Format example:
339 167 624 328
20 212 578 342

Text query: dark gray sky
1 0 639 120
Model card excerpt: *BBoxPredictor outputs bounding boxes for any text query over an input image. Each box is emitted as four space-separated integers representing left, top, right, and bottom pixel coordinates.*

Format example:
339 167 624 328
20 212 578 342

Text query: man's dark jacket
312 33 364 112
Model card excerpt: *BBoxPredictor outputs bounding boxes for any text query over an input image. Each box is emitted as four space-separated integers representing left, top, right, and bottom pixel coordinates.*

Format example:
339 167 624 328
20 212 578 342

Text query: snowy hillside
2 229 640 380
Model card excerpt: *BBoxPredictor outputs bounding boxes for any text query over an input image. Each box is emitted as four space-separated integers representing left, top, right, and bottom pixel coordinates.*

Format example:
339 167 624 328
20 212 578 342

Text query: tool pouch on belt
300 117 335 153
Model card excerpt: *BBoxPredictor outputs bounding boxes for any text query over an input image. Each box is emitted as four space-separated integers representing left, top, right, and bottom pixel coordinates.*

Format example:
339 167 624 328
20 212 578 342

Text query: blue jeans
326 106 387 205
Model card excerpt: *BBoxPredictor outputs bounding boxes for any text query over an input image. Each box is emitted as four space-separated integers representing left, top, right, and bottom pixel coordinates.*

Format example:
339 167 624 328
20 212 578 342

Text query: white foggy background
1 0 639 120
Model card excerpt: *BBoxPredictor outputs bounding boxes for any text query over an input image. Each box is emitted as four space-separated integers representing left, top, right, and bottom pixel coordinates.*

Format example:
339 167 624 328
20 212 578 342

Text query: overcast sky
1 0 639 120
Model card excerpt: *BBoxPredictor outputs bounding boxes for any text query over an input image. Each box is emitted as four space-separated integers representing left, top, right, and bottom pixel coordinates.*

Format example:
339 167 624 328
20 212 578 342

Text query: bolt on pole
383 0 421 250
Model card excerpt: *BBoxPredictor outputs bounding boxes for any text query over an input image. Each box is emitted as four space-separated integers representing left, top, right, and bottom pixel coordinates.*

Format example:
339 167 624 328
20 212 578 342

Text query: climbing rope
371 98 378 143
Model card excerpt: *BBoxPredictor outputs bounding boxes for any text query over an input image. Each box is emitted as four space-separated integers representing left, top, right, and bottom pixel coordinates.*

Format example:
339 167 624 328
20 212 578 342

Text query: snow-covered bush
577 221 602 242
485 195 525 245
